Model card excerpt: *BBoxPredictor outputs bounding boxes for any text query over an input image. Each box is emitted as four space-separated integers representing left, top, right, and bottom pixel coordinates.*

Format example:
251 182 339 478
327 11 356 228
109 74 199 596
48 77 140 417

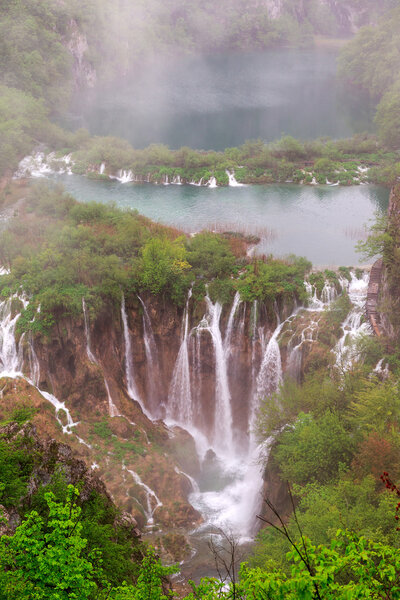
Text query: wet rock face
63 19 97 89
0 422 138 533
0 422 108 499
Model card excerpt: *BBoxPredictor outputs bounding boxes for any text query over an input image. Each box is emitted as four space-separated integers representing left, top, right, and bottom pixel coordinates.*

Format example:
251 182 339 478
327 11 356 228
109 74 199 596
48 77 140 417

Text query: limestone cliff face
18 291 304 532
62 19 97 90
258 0 383 33
0 421 140 537
375 185 400 342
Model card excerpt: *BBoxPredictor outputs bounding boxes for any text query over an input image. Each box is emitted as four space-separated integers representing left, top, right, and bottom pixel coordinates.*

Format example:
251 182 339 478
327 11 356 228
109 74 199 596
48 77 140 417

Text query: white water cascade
0 296 79 434
109 169 135 184
208 176 217 188
28 335 40 387
256 321 284 406
225 169 244 187
203 296 234 455
137 296 161 416
82 298 120 417
121 295 152 420
167 289 193 427
124 466 162 525
334 271 370 370
224 291 241 358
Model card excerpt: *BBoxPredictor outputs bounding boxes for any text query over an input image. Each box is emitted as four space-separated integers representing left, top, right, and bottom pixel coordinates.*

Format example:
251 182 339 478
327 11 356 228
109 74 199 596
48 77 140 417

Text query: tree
0 485 98 600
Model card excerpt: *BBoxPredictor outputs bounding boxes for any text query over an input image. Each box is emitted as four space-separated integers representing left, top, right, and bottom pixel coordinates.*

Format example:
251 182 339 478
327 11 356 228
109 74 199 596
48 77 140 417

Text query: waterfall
0 296 79 435
121 295 151 419
321 281 337 304
82 298 119 417
138 296 161 417
112 169 134 184
225 169 244 187
334 271 370 370
224 291 241 358
124 466 162 525
208 176 217 188
175 466 200 494
305 279 338 310
28 335 40 387
99 162 105 175
167 289 193 427
256 324 283 406
0 298 24 377
203 296 234 455
286 319 319 382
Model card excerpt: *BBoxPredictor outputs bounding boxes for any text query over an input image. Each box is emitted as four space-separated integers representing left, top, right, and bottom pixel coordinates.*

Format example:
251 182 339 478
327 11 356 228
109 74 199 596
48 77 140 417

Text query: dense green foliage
2 481 400 598
339 7 400 149
252 355 400 574
70 132 400 187
0 183 309 332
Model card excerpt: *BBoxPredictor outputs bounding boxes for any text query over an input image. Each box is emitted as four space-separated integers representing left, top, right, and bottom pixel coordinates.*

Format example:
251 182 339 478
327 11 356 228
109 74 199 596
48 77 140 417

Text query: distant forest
0 0 397 178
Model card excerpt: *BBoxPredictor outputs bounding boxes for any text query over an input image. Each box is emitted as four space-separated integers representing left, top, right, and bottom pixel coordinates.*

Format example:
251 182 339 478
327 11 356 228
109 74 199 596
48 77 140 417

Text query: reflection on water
54 174 389 266
70 49 374 150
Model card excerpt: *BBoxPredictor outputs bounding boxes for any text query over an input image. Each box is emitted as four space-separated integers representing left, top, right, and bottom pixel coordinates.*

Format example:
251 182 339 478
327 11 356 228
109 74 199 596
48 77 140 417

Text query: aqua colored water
56 175 389 266
70 49 373 151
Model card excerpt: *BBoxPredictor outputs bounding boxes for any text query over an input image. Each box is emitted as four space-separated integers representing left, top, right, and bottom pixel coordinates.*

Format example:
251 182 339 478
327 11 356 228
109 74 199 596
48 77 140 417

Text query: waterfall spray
121 295 152 419
138 296 161 417
167 289 193 426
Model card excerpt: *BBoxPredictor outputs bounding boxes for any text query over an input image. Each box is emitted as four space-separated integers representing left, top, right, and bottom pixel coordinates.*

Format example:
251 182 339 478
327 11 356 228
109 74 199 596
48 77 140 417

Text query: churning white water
167 289 194 427
334 271 370 370
0 296 79 434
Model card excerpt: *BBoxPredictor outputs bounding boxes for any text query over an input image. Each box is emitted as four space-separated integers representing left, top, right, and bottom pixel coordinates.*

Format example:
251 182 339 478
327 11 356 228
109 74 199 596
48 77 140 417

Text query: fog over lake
71 48 373 150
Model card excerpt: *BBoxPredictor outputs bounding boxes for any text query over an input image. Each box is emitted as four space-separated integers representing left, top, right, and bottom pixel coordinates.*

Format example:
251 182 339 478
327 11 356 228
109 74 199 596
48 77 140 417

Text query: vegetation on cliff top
56 131 400 187
0 183 310 332
339 5 400 150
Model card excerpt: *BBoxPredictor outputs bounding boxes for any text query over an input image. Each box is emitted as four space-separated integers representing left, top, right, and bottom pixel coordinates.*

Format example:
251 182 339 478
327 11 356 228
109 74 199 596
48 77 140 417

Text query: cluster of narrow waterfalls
0 269 371 541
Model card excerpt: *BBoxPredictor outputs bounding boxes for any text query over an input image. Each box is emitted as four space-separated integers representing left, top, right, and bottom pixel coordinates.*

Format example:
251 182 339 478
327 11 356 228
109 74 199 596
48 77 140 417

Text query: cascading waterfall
138 296 161 417
224 291 241 358
124 466 162 525
0 296 78 434
121 295 151 419
203 296 234 455
175 466 200 494
0 297 24 378
334 271 370 370
115 169 134 184
167 289 193 427
225 169 244 187
28 335 40 387
83 298 119 417
256 322 283 405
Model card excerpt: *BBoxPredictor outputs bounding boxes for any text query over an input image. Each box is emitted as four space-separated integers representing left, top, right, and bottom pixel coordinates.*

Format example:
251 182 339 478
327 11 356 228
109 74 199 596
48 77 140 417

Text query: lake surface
70 49 373 151
56 175 389 266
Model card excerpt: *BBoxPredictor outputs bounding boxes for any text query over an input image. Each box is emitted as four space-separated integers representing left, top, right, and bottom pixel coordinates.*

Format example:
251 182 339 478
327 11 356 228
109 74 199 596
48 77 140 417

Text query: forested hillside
339 6 400 148
0 0 394 180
